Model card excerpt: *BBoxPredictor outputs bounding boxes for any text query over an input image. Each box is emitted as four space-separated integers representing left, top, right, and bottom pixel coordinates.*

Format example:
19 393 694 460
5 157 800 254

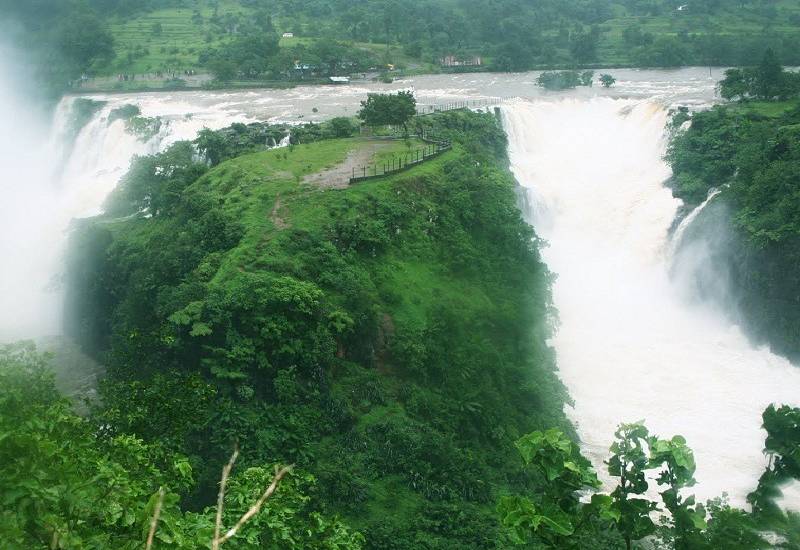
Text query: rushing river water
502 98 800 507
2 66 799 506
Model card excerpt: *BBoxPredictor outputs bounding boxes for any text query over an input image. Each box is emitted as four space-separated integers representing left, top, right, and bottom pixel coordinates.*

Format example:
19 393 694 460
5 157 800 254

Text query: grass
105 2 242 75
596 4 800 65
728 100 799 118
88 0 800 89
188 137 451 283
78 108 571 544
96 0 425 81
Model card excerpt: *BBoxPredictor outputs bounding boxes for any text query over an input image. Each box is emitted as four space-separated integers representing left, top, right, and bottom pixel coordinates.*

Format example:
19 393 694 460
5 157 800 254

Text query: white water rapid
0 66 722 340
4 58 798 507
669 186 724 259
503 97 800 507
0 90 249 341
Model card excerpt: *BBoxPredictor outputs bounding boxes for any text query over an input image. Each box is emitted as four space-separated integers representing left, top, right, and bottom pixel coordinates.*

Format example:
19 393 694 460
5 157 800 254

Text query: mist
503 97 800 506
0 43 65 342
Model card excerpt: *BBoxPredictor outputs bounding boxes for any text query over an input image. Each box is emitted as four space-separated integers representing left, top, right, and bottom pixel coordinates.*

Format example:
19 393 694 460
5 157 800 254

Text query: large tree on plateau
756 48 783 100
358 91 417 135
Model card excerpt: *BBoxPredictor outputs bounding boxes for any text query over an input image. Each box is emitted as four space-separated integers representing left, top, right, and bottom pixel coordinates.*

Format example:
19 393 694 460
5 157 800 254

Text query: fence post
352 167 355 179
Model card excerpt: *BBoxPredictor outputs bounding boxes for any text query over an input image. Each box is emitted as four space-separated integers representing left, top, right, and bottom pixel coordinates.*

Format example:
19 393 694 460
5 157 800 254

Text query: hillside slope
6 0 800 95
66 110 573 547
669 100 800 364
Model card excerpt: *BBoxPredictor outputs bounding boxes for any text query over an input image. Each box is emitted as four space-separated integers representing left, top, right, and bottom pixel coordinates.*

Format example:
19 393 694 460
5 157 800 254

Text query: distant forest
4 0 800 94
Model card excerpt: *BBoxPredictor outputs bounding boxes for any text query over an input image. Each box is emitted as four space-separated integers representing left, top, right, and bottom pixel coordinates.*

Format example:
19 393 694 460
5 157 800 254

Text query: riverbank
68 63 725 96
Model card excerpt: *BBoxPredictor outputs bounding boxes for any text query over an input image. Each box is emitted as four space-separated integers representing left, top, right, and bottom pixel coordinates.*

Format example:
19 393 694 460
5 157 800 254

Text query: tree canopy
358 91 417 133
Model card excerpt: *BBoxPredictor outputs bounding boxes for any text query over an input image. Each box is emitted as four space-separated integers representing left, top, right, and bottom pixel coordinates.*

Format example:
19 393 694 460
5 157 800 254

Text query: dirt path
303 141 395 189
269 193 288 229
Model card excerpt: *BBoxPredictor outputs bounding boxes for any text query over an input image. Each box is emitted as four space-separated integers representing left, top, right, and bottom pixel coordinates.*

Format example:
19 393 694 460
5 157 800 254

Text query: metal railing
349 136 452 184
415 96 505 115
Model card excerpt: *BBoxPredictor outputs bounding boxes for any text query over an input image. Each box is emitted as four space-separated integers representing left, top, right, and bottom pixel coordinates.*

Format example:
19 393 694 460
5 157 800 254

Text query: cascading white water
0 87 251 341
669 186 723 259
0 53 64 340
503 98 800 506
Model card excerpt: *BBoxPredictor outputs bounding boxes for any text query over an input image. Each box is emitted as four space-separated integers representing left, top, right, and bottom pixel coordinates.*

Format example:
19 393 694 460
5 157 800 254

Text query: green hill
64 110 576 547
6 0 800 95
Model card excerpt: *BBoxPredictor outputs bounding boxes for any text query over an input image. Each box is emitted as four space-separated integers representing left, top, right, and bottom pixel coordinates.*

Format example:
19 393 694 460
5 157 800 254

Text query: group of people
112 69 200 82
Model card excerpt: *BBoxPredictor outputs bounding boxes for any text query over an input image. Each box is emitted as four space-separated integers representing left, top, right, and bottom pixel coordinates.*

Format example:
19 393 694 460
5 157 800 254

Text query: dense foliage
500 411 800 549
0 342 362 549
358 91 416 134
64 110 577 547
6 0 800 93
667 95 800 363
536 70 595 90
1 0 114 97
719 50 800 101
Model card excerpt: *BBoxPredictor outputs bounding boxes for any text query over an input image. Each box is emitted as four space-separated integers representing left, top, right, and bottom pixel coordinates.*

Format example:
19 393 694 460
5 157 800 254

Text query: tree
208 58 237 82
328 117 355 138
310 39 348 75
0 342 364 549
648 435 707 550
569 28 599 63
600 74 616 88
756 48 784 99
536 71 588 90
196 127 230 166
56 10 115 74
358 91 416 135
718 68 754 100
636 36 691 67
498 429 601 547
607 423 657 550
749 405 800 516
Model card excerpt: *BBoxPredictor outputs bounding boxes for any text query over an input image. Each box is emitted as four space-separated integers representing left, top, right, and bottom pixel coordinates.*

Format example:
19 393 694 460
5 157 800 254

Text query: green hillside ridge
7 0 800 95
667 88 800 364
92 0 800 78
64 110 575 547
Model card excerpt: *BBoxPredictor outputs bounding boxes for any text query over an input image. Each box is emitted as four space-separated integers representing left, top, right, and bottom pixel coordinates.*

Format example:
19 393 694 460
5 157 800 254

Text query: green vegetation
500 411 800 549
358 92 417 135
7 0 800 95
719 49 800 101
0 342 362 549
6 88 800 546
668 64 800 363
536 70 595 90
600 73 616 88
62 109 577 547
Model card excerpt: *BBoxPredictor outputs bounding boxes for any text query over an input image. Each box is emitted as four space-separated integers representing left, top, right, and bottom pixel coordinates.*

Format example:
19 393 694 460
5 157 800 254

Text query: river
2 66 798 507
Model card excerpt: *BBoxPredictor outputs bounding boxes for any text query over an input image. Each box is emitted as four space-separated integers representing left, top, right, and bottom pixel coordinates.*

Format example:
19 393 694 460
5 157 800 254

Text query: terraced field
104 1 249 75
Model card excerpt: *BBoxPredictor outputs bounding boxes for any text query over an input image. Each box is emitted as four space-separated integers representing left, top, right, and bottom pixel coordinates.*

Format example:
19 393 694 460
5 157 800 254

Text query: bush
328 117 356 138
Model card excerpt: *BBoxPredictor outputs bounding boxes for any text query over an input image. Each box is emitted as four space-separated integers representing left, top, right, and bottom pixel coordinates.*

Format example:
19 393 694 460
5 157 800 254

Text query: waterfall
276 132 292 148
0 89 250 341
502 97 800 506
0 58 63 340
669 186 724 259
